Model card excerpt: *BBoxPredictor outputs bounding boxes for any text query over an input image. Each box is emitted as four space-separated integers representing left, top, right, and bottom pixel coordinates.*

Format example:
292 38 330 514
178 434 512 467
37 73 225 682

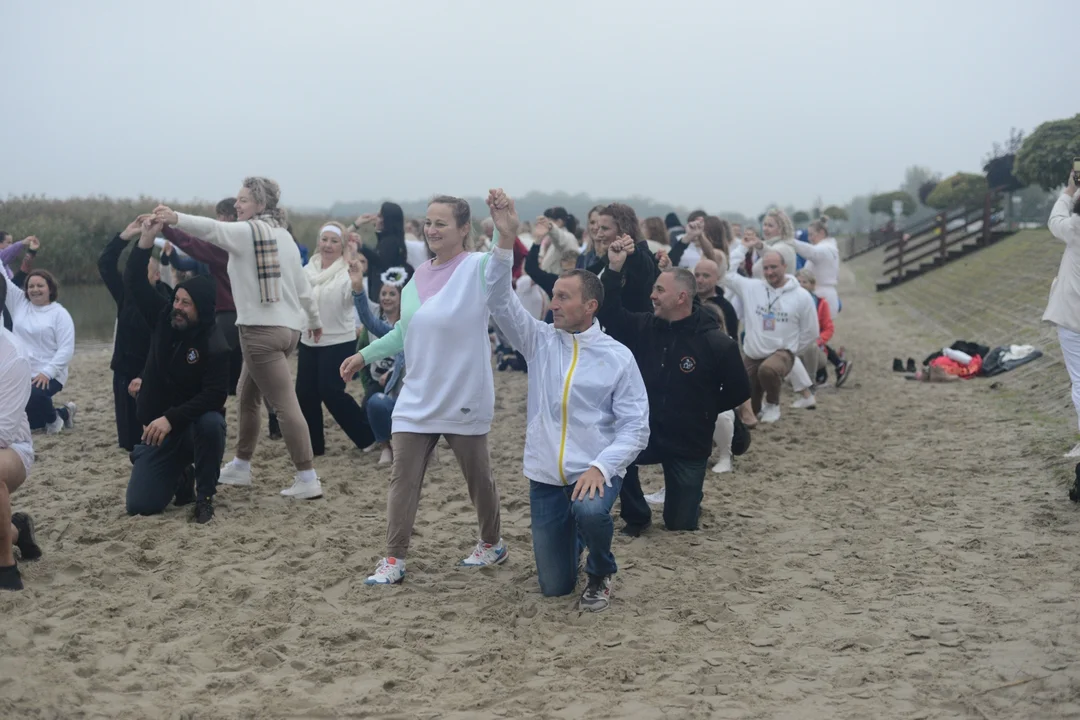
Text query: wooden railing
880 193 1005 285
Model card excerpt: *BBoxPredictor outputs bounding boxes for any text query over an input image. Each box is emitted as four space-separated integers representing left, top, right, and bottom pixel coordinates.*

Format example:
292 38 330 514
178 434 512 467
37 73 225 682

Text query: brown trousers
235 326 314 471
386 432 501 559
744 350 795 414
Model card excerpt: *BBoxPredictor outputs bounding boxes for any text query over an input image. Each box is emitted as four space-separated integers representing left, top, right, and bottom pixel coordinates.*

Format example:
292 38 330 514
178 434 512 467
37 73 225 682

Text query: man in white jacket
725 246 819 424
485 189 650 613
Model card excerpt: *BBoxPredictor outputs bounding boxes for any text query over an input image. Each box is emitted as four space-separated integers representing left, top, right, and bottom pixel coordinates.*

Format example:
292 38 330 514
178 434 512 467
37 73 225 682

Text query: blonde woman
794 218 841 314
295 222 375 456
152 176 323 500
749 209 797 279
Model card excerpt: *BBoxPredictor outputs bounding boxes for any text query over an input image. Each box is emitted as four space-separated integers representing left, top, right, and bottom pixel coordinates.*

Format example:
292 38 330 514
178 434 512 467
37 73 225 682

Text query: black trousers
126 411 227 515
113 371 142 451
296 340 374 455
620 447 709 531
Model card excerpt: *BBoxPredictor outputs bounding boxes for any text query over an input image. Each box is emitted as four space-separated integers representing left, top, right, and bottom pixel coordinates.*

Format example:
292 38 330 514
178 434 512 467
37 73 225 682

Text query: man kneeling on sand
124 218 229 524
485 189 650 612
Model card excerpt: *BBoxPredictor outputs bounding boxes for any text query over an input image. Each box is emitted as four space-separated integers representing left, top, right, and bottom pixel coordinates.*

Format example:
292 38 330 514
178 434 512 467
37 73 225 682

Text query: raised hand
24 236 40 252
1069 168 1078 198
486 188 520 242
607 237 629 271
355 213 378 227
340 352 367 383
120 216 147 240
152 205 179 226
656 249 672 271
162 241 174 257
534 216 553 238
685 218 705 244
614 234 635 254
348 258 366 292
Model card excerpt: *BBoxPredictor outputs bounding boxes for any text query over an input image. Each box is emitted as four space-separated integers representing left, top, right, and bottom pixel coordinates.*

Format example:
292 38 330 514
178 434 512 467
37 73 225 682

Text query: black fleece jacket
598 266 751 460
99 234 171 378
125 245 228 433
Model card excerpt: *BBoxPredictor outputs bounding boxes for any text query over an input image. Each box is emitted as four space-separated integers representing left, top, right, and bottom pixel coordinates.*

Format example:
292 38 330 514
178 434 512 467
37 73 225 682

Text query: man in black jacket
98 217 172 452
123 219 228 524
599 237 751 534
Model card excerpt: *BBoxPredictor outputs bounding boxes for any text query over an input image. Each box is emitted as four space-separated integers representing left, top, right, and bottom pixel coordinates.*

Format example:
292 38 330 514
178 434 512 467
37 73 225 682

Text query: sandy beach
2 263 1079 720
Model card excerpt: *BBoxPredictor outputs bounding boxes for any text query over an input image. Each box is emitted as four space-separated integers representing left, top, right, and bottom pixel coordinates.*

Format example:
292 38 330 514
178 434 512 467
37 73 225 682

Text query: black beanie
665 212 681 230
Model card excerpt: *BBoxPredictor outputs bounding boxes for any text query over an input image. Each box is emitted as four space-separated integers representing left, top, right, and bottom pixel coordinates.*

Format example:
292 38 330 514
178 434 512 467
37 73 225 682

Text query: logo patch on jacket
186 348 199 364
679 356 696 373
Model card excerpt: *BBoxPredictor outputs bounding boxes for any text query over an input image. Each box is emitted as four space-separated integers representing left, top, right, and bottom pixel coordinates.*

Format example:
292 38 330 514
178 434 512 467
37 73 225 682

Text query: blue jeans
126 411 227 515
26 379 65 430
366 392 396 443
529 476 622 597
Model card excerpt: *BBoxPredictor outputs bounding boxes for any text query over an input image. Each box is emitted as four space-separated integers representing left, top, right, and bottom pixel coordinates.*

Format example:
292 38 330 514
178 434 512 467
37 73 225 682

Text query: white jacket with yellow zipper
485 244 650 486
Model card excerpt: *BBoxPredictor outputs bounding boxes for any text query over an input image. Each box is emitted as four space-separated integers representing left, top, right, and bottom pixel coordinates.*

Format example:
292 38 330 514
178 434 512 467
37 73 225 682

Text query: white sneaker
218 461 252 486
280 475 323 500
1065 442 1080 458
62 402 77 429
792 395 817 410
759 403 781 424
364 557 406 585
45 416 63 435
459 539 508 567
644 488 666 505
712 455 733 474
378 447 393 465
361 442 379 453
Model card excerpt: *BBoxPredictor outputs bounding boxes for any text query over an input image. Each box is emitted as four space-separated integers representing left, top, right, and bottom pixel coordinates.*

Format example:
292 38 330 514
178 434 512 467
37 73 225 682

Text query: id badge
762 312 776 331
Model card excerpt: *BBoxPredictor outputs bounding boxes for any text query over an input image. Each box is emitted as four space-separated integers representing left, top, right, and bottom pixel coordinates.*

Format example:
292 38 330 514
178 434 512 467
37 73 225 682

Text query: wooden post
895 232 904 280
938 211 948 263
981 192 992 246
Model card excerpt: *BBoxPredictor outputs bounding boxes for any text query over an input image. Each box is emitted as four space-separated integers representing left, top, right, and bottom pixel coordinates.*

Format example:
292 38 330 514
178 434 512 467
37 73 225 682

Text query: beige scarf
307 253 347 306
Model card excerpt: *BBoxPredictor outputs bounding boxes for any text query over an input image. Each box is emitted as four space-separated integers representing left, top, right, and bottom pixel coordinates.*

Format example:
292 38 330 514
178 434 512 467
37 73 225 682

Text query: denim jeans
529 475 622 597
366 392 396 443
620 448 709 531
126 411 227 515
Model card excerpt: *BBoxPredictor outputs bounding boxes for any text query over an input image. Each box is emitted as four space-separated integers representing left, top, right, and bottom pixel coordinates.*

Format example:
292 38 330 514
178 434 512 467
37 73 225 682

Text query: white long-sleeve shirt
0 328 34 473
300 256 355 347
793 237 840 288
2 272 75 385
1044 192 1080 334
174 214 320 332
485 244 650 486
539 226 580 275
725 244 818 360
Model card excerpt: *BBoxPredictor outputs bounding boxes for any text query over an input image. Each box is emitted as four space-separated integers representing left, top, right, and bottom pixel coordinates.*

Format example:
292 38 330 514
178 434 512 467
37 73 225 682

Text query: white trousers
1059 325 1080 433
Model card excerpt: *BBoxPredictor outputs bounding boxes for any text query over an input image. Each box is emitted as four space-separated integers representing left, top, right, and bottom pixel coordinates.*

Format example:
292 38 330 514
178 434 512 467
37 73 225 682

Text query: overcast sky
3 0 1072 215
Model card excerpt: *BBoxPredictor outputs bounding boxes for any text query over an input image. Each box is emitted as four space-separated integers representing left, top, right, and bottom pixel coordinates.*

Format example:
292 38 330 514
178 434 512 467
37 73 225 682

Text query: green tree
792 211 810 224
1014 114 1080 190
902 166 939 201
925 173 989 209
822 205 848 221
869 191 916 217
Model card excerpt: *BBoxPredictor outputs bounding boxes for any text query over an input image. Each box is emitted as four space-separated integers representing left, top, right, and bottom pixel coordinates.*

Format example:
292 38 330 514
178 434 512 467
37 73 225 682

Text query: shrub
924 173 989 210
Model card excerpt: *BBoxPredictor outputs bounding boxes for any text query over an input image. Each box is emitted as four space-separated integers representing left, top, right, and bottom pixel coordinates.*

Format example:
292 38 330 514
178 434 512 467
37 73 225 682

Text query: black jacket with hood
598 266 751 460
99 234 172 378
124 245 228 433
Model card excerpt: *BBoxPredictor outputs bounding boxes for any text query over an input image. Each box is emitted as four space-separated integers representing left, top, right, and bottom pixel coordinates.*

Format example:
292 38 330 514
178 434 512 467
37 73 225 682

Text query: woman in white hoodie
152 176 324 500
2 269 76 434
1046 171 1080 458
295 222 375 457
750 209 798 279
794 218 841 314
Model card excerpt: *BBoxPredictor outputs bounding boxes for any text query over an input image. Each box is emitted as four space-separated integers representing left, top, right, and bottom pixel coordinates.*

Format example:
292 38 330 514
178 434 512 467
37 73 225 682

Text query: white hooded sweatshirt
726 244 819 360
485 244 650 486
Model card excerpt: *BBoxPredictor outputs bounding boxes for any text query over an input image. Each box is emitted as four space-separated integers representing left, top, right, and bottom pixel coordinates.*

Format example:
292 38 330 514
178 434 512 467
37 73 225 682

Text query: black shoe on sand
892 358 904 373
620 521 651 538
906 358 917 373
0 563 23 590
12 512 41 561
193 497 215 524
268 413 282 440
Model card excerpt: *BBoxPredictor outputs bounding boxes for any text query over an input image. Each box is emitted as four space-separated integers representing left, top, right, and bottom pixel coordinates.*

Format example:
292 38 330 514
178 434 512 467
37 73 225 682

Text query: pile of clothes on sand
892 340 1043 383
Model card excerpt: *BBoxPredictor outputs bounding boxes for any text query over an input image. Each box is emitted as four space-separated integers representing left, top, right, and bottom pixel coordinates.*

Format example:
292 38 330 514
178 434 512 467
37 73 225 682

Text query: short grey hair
663 267 697 296
762 249 786 267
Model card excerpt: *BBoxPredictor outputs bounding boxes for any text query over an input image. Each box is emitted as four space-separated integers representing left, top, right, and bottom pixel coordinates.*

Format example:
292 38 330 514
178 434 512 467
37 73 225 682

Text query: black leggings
295 340 374 455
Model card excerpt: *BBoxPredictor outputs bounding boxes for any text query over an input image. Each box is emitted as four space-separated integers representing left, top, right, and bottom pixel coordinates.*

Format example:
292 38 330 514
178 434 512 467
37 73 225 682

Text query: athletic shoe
364 557 405 585
193 498 214 524
45 416 63 435
280 475 323 500
62 402 77 429
835 359 853 388
644 488 666 505
579 573 613 612
792 395 817 410
218 461 252 487
815 368 829 386
712 455 733 474
459 539 508 567
620 520 651 537
1064 442 1080 459
759 403 781 424
378 447 393 465
268 413 282 440
0 563 22 591
11 512 42 561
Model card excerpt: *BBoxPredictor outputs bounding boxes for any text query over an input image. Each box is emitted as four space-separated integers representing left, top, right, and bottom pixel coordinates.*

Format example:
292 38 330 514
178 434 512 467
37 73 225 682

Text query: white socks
230 457 251 472
296 468 317 483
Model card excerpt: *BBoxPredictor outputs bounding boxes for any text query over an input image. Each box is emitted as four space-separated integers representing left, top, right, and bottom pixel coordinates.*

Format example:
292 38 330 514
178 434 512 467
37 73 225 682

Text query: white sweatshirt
0 328 33 473
793 237 840 288
405 234 429 270
1044 192 1080 334
540 226 580 274
174 214 320 333
726 244 819 360
486 244 650 486
2 272 75 385
300 255 355 348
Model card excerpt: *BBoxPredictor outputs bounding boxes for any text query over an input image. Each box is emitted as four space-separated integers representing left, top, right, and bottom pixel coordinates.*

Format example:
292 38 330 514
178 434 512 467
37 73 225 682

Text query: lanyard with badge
763 288 778 331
